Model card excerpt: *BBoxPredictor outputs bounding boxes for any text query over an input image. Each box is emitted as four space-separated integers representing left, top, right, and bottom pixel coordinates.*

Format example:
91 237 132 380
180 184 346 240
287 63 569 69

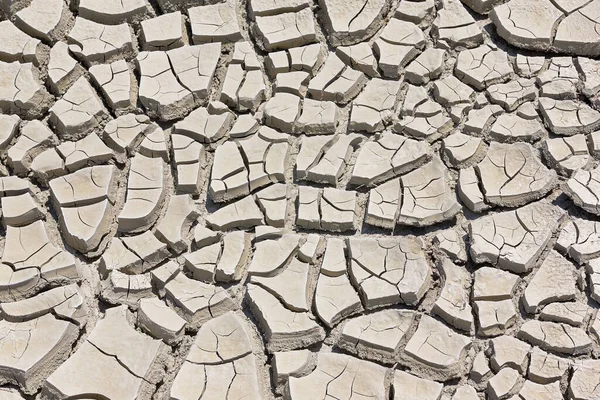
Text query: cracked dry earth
5 0 600 400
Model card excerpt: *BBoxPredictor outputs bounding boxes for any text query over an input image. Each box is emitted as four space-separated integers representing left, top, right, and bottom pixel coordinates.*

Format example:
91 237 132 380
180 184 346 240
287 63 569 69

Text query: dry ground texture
1 0 600 398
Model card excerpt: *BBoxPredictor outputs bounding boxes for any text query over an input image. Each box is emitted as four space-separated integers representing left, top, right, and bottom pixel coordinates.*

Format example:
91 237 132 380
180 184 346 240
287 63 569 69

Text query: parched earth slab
49 165 116 253
188 0 242 43
0 20 42 65
455 44 512 90
247 234 300 277
537 57 579 99
44 305 166 399
101 270 153 306
556 1 600 56
155 194 199 253
172 353 261 400
0 115 20 151
89 59 136 114
403 315 472 380
433 229 467 263
490 0 559 51
374 19 426 79
432 258 473 332
47 41 82 95
101 231 169 276
307 52 367 103
246 283 325 351
216 231 250 283
272 349 312 383
1 192 43 227
337 309 416 362
5 120 54 175
350 131 431 187
568 360 600 400
0 61 52 119
67 18 136 65
349 78 401 132
250 0 311 16
1 220 78 301
139 125 168 160
474 299 517 336
528 347 571 384
0 284 85 391
490 0 600 57
540 301 587 326
542 134 590 175
347 236 431 308
433 75 474 107
138 297 186 344
288 353 387 400
78 0 152 24
206 195 265 231
102 113 153 155
250 257 309 311
464 104 503 135
136 44 220 120
254 8 317 51
296 133 361 185
140 12 186 51
295 98 339 134
475 142 556 207
210 127 289 203
473 267 519 301
170 312 262 400
319 0 390 46
489 335 531 373
171 134 206 195
586 258 600 303
395 0 435 27
393 105 453 142
433 0 483 49
255 184 288 227
365 178 401 229
487 78 536 111
314 271 362 328
336 43 378 77
442 132 486 168
56 200 113 254
184 241 221 282
119 154 166 233
556 216 600 264
578 56 600 109
518 320 592 355
539 98 600 136
457 167 490 209
136 50 192 120
487 366 520 398
296 187 359 232
392 371 443 400
164 270 236 328
139 129 169 161
564 165 600 215
49 76 109 141
405 48 445 85
265 43 323 76
469 200 566 273
522 250 578 313
398 157 461 227
174 102 235 144
45 133 113 176
0 312 80 395
490 112 546 143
